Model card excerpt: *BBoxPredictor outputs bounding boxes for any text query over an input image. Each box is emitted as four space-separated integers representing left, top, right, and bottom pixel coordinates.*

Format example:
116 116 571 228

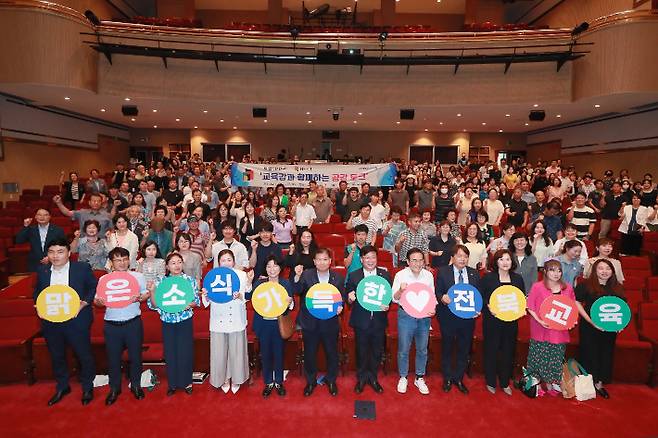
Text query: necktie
458 270 464 284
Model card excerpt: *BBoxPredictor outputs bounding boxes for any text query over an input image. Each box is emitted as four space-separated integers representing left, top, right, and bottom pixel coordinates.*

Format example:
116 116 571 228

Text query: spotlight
332 111 340 121
378 31 388 43
571 22 589 36
84 10 101 26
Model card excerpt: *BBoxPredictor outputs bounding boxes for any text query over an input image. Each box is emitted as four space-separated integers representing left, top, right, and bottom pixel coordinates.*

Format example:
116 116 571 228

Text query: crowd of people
24 152 658 406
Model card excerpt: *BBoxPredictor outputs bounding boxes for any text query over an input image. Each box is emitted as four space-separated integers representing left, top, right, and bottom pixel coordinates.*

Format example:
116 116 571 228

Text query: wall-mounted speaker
122 105 138 116
252 107 267 118
400 109 415 120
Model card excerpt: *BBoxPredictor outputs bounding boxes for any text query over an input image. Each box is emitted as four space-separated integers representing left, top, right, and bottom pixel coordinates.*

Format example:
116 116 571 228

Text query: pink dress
527 281 575 344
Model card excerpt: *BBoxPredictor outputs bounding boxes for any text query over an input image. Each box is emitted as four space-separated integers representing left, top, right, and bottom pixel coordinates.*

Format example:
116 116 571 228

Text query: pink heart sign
400 282 437 318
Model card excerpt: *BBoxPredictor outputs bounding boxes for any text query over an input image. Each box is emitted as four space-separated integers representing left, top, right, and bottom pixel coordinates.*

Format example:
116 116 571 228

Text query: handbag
516 367 540 398
561 358 596 401
277 312 295 339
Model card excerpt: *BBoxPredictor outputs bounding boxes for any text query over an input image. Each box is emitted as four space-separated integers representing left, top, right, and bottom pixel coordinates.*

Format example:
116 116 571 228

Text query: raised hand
23 218 33 227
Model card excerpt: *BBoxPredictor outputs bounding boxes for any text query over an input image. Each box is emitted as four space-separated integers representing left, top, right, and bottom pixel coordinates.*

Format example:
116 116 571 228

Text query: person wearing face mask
435 245 481 395
620 180 633 203
435 182 455 223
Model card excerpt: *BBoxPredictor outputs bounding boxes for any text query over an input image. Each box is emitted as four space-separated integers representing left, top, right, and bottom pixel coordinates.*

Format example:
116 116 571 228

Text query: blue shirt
147 273 200 323
105 271 147 322
559 255 583 288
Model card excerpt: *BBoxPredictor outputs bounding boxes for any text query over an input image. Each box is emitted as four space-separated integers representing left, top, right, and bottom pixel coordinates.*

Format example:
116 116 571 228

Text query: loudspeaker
122 105 138 116
400 109 415 120
529 110 545 121
322 130 340 139
252 107 267 118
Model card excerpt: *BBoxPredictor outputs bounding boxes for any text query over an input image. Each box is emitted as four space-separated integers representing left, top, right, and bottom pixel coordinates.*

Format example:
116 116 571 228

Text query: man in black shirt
162 178 184 213
529 190 547 223
106 185 128 213
531 169 550 193
249 223 283 278
599 181 625 239
504 188 529 228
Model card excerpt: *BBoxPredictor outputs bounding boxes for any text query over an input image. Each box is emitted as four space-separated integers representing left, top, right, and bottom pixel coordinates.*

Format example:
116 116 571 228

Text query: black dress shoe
81 390 94 406
354 380 365 394
131 386 145 400
105 389 120 406
596 387 610 399
455 381 469 395
184 385 193 395
275 384 286 397
262 383 274 398
47 387 71 406
167 388 176 397
327 382 338 396
442 381 452 393
369 380 384 394
303 383 316 397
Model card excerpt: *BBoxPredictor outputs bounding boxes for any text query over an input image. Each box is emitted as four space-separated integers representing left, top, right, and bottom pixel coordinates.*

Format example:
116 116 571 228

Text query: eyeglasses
408 258 424 263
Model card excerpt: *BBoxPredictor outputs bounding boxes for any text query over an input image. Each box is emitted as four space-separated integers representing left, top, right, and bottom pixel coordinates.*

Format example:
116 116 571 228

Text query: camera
332 111 339 121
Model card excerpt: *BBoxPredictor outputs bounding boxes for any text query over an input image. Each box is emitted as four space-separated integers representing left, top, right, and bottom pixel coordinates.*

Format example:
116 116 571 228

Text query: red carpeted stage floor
2 373 657 438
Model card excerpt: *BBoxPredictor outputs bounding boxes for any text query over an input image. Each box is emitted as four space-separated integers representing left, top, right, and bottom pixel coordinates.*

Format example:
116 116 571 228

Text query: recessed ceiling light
396 121 400 124
100 108 106 112
193 126 198 129
533 104 539 108
353 120 357 124
130 118 136 122
439 122 444 125
307 120 312 124
220 119 224 122
594 104 601 108
203 110 208 113
424 128 429 132
482 122 487 125
556 114 562 118
525 122 529 126
306 111 311 115
152 109 158 113
505 114 510 117
463 129 467 132
153 125 157 128
457 113 462 117
124 97 131 101
498 129 503 133
358 112 363 116
263 119 268 123
64 97 70 101
233 126 237 130
175 118 180 122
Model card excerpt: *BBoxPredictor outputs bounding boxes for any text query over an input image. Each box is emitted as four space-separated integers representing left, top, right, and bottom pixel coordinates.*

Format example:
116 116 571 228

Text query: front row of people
34 238 623 406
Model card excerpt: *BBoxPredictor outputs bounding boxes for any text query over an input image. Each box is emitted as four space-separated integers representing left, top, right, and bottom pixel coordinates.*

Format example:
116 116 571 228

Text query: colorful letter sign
203 267 241 304
96 271 140 308
539 295 578 330
590 296 631 332
489 285 527 322
252 281 289 318
400 282 437 318
356 276 392 311
36 285 80 323
447 284 483 319
305 283 342 320
154 277 195 313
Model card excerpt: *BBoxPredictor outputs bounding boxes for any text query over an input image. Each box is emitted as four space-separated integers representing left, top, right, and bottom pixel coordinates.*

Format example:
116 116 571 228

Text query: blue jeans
397 307 430 378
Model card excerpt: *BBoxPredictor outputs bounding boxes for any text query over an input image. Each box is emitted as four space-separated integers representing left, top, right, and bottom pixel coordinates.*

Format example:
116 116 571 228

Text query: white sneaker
397 377 408 394
231 383 240 394
551 383 561 392
415 377 430 395
221 381 230 393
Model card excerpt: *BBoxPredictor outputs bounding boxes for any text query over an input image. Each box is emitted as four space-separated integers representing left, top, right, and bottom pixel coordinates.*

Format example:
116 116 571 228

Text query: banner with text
231 163 397 189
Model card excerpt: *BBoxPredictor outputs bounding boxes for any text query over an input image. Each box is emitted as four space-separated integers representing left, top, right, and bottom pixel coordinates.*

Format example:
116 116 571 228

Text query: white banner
231 162 397 189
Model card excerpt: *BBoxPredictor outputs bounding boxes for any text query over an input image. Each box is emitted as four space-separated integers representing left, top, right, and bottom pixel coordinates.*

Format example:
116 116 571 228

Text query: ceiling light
505 114 510 117
439 122 444 125
457 113 462 117
130 118 136 122
306 111 311 115
424 128 429 132
358 112 363 116
396 121 400 124
233 126 237 130
263 119 268 123
594 104 601 108
64 97 70 101
307 120 312 124
463 129 467 132
533 104 539 108
193 126 198 129
124 97 131 101
556 114 562 118
153 125 157 128
220 119 224 122
525 122 529 126
100 108 106 112
498 129 503 133
482 122 487 125
203 110 208 113
175 118 180 122
152 109 158 113
353 120 357 124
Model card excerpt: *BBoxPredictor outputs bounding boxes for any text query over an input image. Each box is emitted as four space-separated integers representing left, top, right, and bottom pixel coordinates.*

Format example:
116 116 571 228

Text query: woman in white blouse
462 222 488 270
618 193 654 256
483 188 504 226
201 249 254 394
105 213 139 269
529 220 554 269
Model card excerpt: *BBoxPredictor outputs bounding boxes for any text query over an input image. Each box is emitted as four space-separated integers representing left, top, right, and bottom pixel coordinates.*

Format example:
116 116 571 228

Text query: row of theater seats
3 261 658 387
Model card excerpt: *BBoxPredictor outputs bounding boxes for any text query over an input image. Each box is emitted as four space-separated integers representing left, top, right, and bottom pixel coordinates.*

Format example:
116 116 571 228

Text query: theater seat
638 302 658 386
647 277 658 302
0 316 40 384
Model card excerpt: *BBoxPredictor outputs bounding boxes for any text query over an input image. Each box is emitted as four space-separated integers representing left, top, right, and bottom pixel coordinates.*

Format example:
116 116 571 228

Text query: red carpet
1 372 657 438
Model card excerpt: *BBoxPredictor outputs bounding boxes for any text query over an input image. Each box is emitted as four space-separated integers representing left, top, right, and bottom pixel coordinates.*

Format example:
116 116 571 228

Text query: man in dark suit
34 238 98 406
293 247 345 397
345 245 390 394
435 244 481 395
15 209 66 272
